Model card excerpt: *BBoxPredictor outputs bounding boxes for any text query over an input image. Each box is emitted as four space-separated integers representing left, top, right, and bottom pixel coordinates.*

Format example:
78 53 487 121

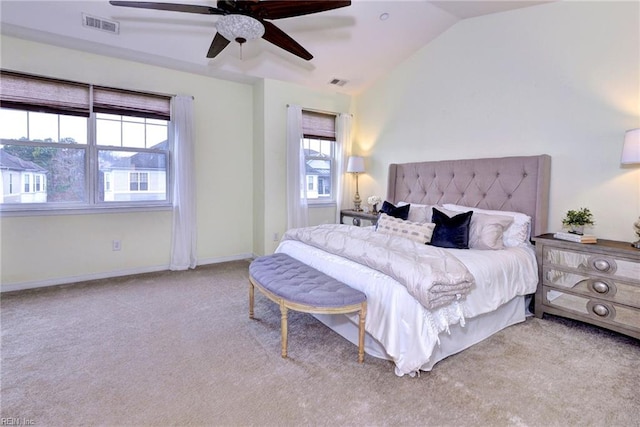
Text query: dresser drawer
543 246 640 282
543 267 640 307
543 286 640 336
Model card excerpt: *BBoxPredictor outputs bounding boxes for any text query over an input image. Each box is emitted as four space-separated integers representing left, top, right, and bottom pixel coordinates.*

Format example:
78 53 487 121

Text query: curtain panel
170 95 197 270
286 104 309 229
335 113 352 223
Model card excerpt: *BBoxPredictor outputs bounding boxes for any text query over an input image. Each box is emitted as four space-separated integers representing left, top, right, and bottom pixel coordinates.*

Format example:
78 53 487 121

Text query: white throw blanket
282 224 475 310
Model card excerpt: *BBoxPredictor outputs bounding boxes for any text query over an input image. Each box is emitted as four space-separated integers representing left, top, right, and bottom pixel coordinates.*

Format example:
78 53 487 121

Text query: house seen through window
0 71 171 210
302 110 336 204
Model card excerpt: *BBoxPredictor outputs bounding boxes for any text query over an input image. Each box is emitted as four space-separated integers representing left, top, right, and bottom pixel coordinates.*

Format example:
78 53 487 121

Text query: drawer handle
593 259 611 272
592 281 610 294
592 304 609 317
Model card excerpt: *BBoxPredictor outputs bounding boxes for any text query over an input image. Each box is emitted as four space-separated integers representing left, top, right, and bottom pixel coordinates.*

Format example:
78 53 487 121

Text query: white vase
570 225 585 235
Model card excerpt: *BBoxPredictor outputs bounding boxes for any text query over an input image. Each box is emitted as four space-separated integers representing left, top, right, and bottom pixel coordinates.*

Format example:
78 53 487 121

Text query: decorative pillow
468 213 514 250
443 204 531 247
397 202 435 224
379 201 410 220
376 213 435 244
429 208 473 249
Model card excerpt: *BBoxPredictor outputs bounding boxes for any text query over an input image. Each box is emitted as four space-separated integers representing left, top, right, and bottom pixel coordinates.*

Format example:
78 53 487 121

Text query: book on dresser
553 231 597 243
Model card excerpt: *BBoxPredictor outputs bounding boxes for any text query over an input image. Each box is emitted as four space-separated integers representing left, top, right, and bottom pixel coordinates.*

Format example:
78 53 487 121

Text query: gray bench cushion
249 253 366 308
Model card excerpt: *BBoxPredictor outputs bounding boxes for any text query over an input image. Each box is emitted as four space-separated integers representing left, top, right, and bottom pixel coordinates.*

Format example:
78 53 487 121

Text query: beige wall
354 1 640 242
253 79 351 256
0 36 254 289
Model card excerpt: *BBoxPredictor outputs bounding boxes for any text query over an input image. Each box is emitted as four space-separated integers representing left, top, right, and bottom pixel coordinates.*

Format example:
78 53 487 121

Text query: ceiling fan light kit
217 14 264 45
109 0 351 60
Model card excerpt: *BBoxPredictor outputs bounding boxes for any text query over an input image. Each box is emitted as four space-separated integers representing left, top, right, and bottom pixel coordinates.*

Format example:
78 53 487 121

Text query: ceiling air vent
82 13 119 34
329 78 348 87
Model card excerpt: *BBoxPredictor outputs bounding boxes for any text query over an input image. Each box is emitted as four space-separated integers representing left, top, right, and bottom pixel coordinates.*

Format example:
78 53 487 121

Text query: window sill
308 201 336 208
0 204 172 217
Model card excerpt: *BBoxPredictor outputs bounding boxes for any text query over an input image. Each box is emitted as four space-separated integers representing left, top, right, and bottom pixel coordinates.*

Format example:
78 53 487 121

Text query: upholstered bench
249 253 367 363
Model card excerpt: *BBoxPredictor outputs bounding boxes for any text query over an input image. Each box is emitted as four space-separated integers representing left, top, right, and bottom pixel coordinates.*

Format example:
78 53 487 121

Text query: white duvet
275 235 538 376
282 224 475 310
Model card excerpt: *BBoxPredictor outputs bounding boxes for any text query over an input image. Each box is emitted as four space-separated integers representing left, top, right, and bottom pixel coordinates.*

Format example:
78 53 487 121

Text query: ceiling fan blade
252 1 351 20
207 33 231 58
109 1 225 15
262 21 312 61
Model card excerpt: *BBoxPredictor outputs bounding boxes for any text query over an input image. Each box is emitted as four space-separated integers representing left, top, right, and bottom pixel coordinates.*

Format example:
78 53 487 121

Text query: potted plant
562 207 595 235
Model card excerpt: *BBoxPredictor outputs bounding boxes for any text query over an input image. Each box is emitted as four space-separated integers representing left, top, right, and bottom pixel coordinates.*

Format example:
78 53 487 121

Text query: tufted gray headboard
386 155 551 238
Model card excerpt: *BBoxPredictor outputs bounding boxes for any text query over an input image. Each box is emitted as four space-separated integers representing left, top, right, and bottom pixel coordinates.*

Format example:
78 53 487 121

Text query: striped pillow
376 213 435 244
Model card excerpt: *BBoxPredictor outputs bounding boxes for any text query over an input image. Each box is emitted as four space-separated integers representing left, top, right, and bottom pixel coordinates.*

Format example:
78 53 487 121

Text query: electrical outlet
112 240 121 251
273 233 279 242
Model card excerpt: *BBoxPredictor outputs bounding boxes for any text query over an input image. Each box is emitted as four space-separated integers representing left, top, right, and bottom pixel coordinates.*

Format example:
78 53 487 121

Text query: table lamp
347 156 365 211
621 128 640 248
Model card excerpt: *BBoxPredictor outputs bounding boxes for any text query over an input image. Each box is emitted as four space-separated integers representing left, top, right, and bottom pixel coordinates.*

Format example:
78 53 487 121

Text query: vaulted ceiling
1 1 552 95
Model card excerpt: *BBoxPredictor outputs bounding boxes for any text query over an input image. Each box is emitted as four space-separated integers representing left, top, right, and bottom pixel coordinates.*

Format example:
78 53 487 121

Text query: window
302 110 336 204
0 70 171 211
129 172 149 191
104 172 111 192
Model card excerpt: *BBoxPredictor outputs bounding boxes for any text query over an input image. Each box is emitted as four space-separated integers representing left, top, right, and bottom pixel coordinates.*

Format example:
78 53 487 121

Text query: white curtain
335 113 353 223
169 95 197 270
286 104 308 229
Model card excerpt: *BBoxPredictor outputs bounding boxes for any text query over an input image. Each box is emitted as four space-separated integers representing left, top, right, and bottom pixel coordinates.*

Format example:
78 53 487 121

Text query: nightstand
533 233 640 339
340 209 378 226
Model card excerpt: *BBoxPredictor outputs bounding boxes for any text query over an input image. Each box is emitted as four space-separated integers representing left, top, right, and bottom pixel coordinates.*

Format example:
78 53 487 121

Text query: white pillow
468 212 513 250
376 213 435 244
443 204 531 247
397 202 435 224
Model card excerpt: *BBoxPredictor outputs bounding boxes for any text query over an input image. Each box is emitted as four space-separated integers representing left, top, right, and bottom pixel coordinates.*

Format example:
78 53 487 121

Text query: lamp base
352 172 363 211
353 192 362 211
633 217 640 249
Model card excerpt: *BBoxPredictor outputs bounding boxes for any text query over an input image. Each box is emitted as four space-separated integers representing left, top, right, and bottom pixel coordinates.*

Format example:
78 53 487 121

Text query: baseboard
196 253 254 266
1 253 254 293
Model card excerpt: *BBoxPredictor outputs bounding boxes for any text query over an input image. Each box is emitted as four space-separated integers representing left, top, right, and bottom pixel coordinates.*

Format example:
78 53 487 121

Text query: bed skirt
313 295 526 372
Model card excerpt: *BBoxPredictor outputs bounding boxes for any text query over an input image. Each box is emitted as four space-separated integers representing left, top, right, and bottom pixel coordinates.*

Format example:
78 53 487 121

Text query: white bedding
275 237 538 376
282 224 475 310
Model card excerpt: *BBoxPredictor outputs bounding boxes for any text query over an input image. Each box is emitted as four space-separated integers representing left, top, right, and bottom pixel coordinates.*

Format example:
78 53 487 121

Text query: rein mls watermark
1 418 35 426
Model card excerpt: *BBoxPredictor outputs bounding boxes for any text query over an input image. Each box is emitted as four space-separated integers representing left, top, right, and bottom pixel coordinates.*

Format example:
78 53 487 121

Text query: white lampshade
217 14 265 43
346 156 365 173
621 128 640 165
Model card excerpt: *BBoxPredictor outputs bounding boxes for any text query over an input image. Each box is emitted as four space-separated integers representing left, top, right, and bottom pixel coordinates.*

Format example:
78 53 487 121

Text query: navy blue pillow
430 208 473 249
379 201 410 220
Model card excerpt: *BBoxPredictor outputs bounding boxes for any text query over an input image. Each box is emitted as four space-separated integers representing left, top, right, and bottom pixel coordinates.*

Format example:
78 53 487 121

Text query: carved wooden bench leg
280 300 288 358
249 282 255 319
358 302 367 364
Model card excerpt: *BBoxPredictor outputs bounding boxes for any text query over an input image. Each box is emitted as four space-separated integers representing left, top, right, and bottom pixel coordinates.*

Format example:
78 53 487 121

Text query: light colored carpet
1 260 638 426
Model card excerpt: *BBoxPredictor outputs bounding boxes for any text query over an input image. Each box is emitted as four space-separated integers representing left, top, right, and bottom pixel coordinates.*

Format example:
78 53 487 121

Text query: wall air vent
329 78 348 87
82 13 120 34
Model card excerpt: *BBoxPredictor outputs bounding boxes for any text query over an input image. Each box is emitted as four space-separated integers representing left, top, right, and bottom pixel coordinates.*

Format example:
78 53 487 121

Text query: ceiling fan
109 0 352 60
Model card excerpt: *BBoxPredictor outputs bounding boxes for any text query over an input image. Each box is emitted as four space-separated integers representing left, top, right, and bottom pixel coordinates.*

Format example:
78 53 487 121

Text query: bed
275 155 551 376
